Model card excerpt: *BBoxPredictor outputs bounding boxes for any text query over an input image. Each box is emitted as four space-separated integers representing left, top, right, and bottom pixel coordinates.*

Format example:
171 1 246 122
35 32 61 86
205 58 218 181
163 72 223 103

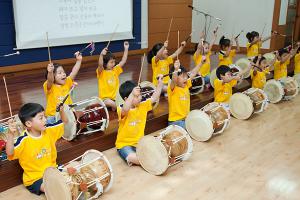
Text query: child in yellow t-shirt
6 103 68 195
250 55 276 89
147 40 187 93
116 76 163 166
214 65 241 104
294 42 300 74
274 47 298 80
218 36 240 66
43 52 82 124
193 29 217 87
168 59 205 129
246 31 276 58
97 41 129 111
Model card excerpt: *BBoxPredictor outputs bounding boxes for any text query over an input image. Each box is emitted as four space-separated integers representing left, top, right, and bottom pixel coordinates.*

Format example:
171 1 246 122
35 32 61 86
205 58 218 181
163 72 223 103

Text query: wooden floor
1 95 300 200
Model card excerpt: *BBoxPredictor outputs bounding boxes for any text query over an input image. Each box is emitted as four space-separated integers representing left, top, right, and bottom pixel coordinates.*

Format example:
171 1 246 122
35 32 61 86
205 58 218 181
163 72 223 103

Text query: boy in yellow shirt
218 36 240 66
6 103 68 195
246 31 276 58
168 59 205 129
214 65 241 104
97 41 129 111
274 47 298 80
116 76 163 166
147 40 187 93
44 52 82 124
294 42 300 74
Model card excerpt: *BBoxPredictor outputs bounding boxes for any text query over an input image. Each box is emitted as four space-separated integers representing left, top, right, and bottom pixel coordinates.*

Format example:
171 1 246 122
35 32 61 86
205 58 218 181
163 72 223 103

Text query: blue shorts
117 146 136 162
203 75 210 84
26 178 43 195
168 120 186 129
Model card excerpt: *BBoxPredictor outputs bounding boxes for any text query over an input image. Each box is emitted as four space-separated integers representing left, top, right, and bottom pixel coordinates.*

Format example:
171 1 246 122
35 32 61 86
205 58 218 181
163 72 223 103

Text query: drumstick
177 30 180 60
157 69 182 80
106 24 119 49
166 17 173 41
46 32 52 64
261 23 266 37
184 32 192 43
56 84 76 112
235 30 244 39
138 53 146 85
271 30 286 37
3 76 13 117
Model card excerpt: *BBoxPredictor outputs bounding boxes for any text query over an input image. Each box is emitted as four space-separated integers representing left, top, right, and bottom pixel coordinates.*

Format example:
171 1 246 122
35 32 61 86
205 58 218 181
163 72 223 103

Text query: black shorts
26 178 43 195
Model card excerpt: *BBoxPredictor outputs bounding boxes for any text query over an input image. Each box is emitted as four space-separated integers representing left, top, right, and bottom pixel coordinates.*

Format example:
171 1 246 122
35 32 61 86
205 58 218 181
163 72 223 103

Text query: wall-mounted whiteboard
191 0 275 49
13 0 133 49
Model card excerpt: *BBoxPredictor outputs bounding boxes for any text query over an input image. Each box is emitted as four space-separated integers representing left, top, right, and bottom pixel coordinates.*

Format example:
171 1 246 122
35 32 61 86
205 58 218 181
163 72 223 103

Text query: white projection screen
191 0 275 49
13 0 133 49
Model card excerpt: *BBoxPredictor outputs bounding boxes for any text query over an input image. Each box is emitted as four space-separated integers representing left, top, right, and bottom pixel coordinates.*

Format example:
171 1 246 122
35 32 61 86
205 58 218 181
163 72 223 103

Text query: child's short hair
253 56 266 65
246 31 259 43
103 51 115 69
219 36 231 50
18 103 45 126
147 43 164 64
278 48 289 57
169 64 187 79
119 81 137 100
44 63 63 80
216 65 231 80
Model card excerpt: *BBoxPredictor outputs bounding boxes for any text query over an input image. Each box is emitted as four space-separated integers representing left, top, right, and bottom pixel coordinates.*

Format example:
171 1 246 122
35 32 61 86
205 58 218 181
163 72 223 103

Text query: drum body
0 115 24 142
44 149 113 200
235 58 251 78
294 73 300 91
263 53 276 66
186 103 230 142
190 74 205 95
137 125 193 175
59 97 109 141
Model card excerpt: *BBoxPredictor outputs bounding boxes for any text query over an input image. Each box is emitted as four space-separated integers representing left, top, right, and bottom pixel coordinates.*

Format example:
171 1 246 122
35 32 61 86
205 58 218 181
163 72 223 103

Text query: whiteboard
191 0 275 49
13 0 133 49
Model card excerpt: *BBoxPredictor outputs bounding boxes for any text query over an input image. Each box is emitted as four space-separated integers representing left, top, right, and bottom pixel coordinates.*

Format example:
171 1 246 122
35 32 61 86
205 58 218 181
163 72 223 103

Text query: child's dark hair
219 36 231 50
169 64 187 79
253 56 266 65
103 51 116 69
119 81 137 100
45 63 63 80
278 48 289 57
18 103 45 126
246 31 259 43
147 43 164 64
216 65 231 80
194 41 209 52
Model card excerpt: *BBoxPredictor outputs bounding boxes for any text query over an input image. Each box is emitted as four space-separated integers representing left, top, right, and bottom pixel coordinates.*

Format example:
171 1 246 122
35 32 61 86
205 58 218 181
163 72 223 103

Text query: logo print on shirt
129 119 141 126
107 77 115 85
36 148 51 159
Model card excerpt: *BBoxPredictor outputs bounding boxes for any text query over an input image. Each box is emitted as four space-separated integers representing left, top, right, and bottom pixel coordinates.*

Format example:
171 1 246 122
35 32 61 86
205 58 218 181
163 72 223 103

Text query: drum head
137 136 169 175
263 80 284 103
58 105 77 141
186 110 214 142
140 81 159 109
281 77 299 99
229 93 254 120
190 75 205 95
235 58 251 78
294 74 300 90
44 167 72 200
210 68 217 88
263 53 275 66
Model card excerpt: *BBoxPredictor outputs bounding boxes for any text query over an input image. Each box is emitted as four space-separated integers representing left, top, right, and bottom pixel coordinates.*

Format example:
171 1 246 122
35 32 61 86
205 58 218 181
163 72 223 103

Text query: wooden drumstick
138 53 146 85
106 24 119 49
261 23 266 37
157 69 182 80
3 76 12 117
177 30 180 60
46 32 52 64
235 30 244 39
56 84 76 112
166 17 173 41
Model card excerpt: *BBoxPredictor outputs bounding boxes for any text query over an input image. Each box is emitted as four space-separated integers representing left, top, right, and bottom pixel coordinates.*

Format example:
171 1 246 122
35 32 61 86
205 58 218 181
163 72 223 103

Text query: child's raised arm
121 87 140 117
119 41 129 68
155 41 168 62
189 56 206 79
69 51 83 80
235 37 240 53
170 41 187 59
170 60 181 90
151 75 163 104
5 119 17 157
98 48 108 73
46 63 54 90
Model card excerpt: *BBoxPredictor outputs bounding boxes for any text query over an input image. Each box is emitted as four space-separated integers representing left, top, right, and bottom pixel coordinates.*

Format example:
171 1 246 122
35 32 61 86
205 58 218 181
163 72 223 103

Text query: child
116 76 163 165
294 42 300 75
44 52 82 124
246 31 276 58
218 36 240 66
193 30 218 85
250 54 276 89
274 46 298 80
97 41 129 111
214 65 241 104
168 59 205 129
6 103 68 195
147 40 187 93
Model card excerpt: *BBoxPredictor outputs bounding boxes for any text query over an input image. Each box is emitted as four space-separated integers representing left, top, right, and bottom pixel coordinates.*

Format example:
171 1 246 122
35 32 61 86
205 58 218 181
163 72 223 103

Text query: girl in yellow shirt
274 47 298 80
218 36 240 66
246 31 276 58
147 40 187 94
294 43 300 74
97 41 129 111
43 52 82 124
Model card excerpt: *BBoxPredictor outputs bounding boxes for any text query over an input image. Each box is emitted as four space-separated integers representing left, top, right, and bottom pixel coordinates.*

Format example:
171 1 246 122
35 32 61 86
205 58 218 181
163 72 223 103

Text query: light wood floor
1 95 300 200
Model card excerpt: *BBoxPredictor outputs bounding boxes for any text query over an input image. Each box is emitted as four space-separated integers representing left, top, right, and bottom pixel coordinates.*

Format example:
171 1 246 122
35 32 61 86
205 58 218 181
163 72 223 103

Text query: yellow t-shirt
214 79 237 103
115 99 152 149
193 51 212 77
294 53 300 74
246 42 262 58
250 68 270 89
274 59 290 80
152 56 173 85
218 49 236 66
8 121 64 186
96 65 123 100
168 79 192 121
43 77 73 117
